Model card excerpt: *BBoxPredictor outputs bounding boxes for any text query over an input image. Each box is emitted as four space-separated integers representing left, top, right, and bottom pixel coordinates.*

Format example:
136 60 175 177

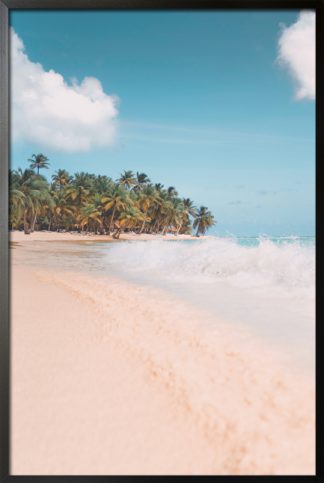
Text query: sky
10 10 315 236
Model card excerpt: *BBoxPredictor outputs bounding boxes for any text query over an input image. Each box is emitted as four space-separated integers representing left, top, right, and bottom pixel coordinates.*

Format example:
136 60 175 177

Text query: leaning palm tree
28 153 50 175
193 206 216 236
113 206 144 239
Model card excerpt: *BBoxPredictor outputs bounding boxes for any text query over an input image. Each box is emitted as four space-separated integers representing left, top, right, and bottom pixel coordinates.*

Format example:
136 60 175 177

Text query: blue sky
10 10 315 236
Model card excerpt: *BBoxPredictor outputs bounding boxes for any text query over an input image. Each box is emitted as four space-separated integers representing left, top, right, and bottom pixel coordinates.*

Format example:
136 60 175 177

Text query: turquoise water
166 234 315 247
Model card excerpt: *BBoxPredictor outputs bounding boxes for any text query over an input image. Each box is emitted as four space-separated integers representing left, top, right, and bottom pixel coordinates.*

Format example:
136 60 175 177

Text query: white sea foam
105 236 315 292
103 236 315 372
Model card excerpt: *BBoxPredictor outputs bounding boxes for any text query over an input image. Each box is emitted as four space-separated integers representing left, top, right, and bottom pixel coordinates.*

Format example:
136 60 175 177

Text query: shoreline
10 230 210 243
11 241 315 475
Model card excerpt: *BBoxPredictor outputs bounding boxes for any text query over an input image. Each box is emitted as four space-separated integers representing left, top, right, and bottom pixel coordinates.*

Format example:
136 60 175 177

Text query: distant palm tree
93 175 114 195
73 172 95 191
52 169 72 190
134 172 150 191
9 162 216 238
28 153 50 175
193 206 216 236
167 186 178 198
118 170 137 190
154 183 164 191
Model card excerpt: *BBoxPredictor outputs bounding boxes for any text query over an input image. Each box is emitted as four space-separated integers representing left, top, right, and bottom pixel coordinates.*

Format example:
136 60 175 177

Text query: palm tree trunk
113 228 121 239
109 205 116 234
31 209 38 232
23 210 30 234
176 223 182 236
139 218 146 234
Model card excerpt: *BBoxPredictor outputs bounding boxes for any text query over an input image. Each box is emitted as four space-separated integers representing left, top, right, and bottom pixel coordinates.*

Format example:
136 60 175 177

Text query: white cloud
277 11 315 100
11 28 119 152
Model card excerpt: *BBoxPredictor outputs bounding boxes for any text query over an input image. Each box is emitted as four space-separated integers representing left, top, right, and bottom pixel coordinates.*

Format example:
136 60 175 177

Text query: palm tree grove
9 154 216 238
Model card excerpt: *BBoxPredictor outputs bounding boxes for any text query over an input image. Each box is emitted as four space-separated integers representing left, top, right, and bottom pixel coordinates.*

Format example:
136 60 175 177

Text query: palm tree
176 198 197 235
182 198 197 218
117 170 137 190
137 185 161 233
113 206 144 239
65 172 94 207
133 172 150 192
78 204 103 233
154 183 164 191
9 187 26 230
9 162 216 238
50 190 75 231
93 175 114 195
102 186 132 233
52 169 72 190
167 186 178 198
10 168 51 233
28 153 50 175
193 206 216 236
73 172 95 191
150 188 168 234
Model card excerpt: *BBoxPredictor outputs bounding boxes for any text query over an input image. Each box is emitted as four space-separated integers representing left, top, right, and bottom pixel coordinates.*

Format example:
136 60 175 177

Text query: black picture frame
0 1 322 480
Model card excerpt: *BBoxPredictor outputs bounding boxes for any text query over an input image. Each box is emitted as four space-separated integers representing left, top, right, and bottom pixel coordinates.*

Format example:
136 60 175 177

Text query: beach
10 232 315 475
10 230 208 244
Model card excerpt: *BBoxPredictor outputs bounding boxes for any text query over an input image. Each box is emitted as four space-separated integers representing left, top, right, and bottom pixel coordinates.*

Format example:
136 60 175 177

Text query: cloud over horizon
277 11 315 100
11 28 119 152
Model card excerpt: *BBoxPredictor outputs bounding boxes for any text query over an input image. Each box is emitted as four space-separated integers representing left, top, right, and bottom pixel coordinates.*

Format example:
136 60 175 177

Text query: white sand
11 239 315 475
10 230 208 243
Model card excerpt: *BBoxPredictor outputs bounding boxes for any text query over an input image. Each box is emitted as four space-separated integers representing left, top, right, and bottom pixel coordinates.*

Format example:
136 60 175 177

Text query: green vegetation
9 154 216 238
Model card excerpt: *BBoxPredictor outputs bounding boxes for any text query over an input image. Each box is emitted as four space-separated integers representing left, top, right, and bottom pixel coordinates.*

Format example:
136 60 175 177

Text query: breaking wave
105 236 315 292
